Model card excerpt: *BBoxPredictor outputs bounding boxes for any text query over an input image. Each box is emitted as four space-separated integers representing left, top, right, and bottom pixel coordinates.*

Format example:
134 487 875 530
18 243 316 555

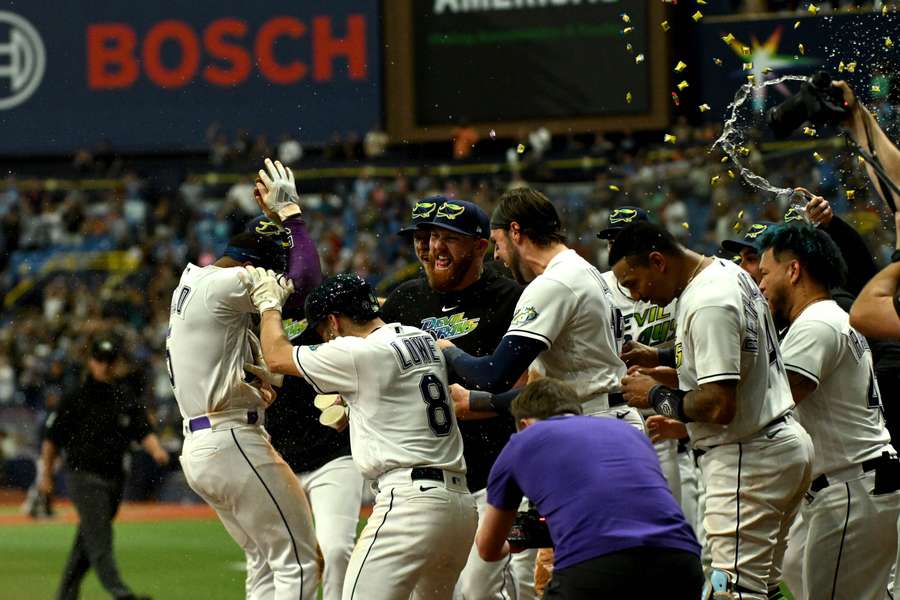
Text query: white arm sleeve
780 319 839 386
504 278 576 349
293 337 361 397
689 306 743 384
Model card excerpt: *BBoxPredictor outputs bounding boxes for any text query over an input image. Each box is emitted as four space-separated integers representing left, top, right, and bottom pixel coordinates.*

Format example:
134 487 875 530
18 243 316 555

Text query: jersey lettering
419 373 452 437
737 271 761 353
420 312 480 340
390 335 442 372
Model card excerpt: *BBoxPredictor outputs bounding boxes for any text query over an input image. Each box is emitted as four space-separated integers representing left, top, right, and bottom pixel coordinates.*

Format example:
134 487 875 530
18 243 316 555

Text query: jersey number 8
419 373 452 437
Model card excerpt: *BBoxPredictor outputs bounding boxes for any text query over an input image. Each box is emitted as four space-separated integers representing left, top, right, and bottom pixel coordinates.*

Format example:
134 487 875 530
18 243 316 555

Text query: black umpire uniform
44 340 155 600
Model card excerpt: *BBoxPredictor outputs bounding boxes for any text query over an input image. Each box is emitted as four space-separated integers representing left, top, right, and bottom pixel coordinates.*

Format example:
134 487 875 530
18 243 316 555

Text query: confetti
681 222 690 230
721 156 729 163
516 144 525 154
671 92 681 106
846 189 855 199
858 155 865 164
741 46 751 56
794 20 801 29
743 62 754 71
626 43 634 52
838 61 846 72
798 43 805 55
714 57 723 66
635 54 645 64
711 175 721 184
698 0 707 4
623 27 634 34
872 84 882 93
737 210 744 219
661 21 671 32
883 4 889 14
733 221 742 231
808 3 819 14
887 37 894 48
622 13 631 23
699 103 711 112
722 33 735 44
728 170 736 178
609 185 621 192
677 80 690 91
489 129 496 139
739 147 750 156
674 60 688 72
664 134 677 144
763 67 772 74
846 62 856 72
747 75 755 83
692 10 703 21
803 127 817 136
626 91 633 103
813 152 823 162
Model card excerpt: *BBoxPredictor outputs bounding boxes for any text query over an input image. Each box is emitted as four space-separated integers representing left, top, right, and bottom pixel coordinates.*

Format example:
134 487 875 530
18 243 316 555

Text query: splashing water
712 74 810 200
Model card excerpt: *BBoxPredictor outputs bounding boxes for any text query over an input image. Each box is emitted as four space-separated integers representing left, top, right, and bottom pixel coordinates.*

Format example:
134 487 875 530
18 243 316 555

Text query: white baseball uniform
292 323 477 600
779 300 898 600
507 249 642 429
168 263 320 600
676 258 814 599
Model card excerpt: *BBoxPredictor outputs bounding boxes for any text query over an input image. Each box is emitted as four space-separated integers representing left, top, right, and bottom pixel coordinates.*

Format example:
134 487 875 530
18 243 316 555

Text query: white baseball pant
678 446 708 567
698 416 813 600
181 424 321 600
454 487 517 600
782 514 806 599
298 456 363 600
654 438 683 505
583 402 646 433
342 469 477 600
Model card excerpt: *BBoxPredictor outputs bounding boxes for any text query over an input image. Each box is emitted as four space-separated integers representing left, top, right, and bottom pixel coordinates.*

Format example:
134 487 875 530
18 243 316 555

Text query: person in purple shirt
477 378 703 599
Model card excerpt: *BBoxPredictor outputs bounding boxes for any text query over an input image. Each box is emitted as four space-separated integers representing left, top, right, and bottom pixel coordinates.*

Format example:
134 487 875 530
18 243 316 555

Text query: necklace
685 255 707 289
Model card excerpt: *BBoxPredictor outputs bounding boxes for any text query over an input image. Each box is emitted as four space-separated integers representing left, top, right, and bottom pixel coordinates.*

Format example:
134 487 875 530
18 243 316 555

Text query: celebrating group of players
166 156 900 600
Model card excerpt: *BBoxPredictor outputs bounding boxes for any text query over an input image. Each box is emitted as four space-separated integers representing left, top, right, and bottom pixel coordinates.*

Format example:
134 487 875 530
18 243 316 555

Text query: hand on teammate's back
619 340 659 367
255 157 301 222
239 266 294 313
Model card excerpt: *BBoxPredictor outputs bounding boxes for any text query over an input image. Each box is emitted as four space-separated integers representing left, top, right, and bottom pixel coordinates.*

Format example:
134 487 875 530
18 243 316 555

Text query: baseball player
614 221 814 600
439 187 642 430
245 270 477 600
757 223 900 599
383 198 525 600
168 158 323 599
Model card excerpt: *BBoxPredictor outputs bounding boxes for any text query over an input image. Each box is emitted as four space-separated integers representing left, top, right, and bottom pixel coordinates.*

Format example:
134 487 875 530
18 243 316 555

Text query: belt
375 467 468 493
608 392 626 408
693 414 789 464
810 454 892 493
411 467 445 482
188 409 261 433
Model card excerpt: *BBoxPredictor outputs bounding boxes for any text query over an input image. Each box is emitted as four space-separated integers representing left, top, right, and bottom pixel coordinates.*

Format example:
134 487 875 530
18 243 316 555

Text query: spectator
363 123 389 160
453 118 479 160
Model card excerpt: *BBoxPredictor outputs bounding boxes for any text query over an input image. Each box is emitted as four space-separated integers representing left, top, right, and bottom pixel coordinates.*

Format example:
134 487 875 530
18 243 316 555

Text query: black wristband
649 385 693 423
657 347 676 368
468 390 496 412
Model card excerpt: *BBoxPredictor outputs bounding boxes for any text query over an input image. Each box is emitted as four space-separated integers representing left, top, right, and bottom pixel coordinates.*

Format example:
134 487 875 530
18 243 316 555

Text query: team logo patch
511 306 539 325
307 344 321 352
783 207 804 223
412 201 438 219
421 312 480 340
674 342 683 368
283 318 309 341
437 202 465 220
609 208 639 224
255 219 292 248
745 223 769 238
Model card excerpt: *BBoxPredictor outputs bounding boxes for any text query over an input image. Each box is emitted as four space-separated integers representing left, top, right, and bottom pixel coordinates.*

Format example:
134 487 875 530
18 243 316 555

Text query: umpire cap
304 274 381 332
398 196 444 236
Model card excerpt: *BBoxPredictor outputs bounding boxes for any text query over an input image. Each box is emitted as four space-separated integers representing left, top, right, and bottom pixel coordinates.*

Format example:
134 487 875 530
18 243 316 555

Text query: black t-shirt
265 375 352 474
44 375 154 481
382 267 524 492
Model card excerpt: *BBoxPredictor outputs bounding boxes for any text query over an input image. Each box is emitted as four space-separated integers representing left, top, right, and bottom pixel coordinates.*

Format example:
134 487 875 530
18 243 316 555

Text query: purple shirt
487 415 700 570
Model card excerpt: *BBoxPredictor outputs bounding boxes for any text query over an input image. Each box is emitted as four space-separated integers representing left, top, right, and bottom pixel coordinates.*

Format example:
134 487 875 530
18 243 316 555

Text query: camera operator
852 210 900 339
476 378 702 599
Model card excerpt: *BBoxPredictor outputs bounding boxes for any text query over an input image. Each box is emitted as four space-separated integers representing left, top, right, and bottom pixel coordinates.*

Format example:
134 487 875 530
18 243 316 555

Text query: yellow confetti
741 46 751 56
664 134 677 144
733 221 742 231
846 189 855 199
798 43 805 55
747 75 755 83
763 67 772 74
803 127 816 136
681 222 690 230
883 4 889 14
623 27 634 34
609 185 621 192
677 80 689 91
622 13 631 23
692 11 704 21
813 152 823 162
886 37 894 48
858 155 865 164
635 54 645 64
872 84 882 93
516 144 525 154
699 103 711 112
711 175 721 185
794 20 801 29
743 62 753 71
838 61 846 72
728 170 736 178
626 91 632 104
808 3 819 14
847 62 856 72
674 61 688 72
722 33 735 44
626 43 634 52
737 210 744 219
721 156 730 163
661 20 670 32
739 147 750 156
698 0 707 4
714 58 723 66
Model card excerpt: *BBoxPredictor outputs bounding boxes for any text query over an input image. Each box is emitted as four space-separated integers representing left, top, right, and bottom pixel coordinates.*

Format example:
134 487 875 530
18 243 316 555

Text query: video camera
767 71 850 139
507 508 553 550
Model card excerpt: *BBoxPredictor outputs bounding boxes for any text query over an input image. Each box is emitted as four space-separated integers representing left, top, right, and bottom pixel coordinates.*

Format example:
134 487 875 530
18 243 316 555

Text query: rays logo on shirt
674 342 683 368
420 312 480 340
283 318 309 342
511 306 538 325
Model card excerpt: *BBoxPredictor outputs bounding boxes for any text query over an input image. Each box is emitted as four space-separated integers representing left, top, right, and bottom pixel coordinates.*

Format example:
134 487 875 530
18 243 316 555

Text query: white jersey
676 258 794 447
293 323 466 481
781 300 892 477
505 249 626 404
167 264 268 420
601 270 677 347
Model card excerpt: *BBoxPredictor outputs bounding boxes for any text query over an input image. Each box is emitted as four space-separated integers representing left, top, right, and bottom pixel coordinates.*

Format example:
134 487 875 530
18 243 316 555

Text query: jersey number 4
420 373 452 437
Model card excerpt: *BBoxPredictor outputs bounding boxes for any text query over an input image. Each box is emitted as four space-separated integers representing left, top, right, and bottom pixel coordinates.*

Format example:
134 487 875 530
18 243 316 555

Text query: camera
766 71 850 139
507 508 553 549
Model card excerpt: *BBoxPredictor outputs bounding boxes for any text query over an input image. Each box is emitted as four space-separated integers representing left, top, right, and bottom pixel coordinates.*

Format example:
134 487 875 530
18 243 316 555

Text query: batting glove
239 266 294 314
257 157 302 221
244 330 284 388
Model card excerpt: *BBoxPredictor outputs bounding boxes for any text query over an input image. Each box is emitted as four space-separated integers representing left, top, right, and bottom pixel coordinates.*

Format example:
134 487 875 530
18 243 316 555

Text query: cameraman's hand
832 80 858 117
795 187 834 227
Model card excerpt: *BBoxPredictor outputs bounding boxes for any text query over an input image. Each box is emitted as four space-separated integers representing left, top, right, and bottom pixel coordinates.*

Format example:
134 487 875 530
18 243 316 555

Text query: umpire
40 338 168 600
382 198 524 600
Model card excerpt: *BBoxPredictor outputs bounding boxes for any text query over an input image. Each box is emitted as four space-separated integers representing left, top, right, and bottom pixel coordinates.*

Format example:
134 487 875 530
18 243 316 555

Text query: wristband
657 347 676 368
649 385 693 423
469 390 495 412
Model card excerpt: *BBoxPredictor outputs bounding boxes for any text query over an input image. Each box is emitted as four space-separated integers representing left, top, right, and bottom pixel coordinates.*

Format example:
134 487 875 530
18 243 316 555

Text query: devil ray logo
412 201 438 219
437 202 466 220
609 208 639 224
745 223 770 238
0 12 45 111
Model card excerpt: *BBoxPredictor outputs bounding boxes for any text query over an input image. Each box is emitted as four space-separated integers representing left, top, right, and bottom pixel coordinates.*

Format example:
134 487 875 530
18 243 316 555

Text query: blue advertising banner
0 1 381 155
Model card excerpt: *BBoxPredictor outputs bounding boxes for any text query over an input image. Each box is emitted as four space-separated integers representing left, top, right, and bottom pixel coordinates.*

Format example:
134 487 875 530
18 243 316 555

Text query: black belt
693 415 789 464
811 456 884 493
608 392 626 408
411 467 444 482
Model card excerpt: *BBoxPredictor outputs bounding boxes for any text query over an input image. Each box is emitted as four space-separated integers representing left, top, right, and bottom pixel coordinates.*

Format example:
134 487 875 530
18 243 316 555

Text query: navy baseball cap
430 199 490 240
720 221 776 254
596 206 651 240
304 274 381 332
398 196 444 236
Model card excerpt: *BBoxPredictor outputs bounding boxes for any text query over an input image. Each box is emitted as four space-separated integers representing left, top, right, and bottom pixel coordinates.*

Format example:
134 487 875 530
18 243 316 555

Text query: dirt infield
0 501 217 526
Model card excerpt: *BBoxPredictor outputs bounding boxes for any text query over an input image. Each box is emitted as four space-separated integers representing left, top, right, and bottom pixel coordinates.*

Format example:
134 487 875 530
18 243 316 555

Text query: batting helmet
304 273 381 332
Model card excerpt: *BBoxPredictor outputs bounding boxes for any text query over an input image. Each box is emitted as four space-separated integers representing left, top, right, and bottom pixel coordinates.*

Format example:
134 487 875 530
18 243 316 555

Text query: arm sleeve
689 307 743 384
292 337 360 397
504 278 576 348
486 440 525 511
443 335 546 393
780 319 840 385
282 217 324 315
824 216 878 298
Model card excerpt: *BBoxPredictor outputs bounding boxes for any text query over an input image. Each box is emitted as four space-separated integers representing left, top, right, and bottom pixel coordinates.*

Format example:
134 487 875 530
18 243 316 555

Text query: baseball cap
596 206 650 240
245 215 291 248
90 338 119 362
430 199 490 240
398 196 444 236
304 274 382 333
720 221 776 254
224 227 288 272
